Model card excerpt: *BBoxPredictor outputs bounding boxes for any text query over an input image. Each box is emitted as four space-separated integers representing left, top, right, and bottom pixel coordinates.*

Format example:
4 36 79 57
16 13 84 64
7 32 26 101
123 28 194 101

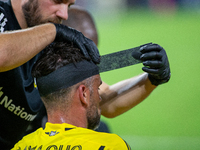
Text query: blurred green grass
94 9 200 149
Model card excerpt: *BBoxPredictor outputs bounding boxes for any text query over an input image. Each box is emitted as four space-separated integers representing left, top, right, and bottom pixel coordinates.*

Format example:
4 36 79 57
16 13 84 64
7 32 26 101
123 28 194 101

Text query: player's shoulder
21 127 43 142
11 128 44 150
76 127 131 149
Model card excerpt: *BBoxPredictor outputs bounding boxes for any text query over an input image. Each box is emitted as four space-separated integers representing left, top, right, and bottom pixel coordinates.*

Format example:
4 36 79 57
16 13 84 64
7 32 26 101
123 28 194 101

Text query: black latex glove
54 23 100 64
133 43 171 86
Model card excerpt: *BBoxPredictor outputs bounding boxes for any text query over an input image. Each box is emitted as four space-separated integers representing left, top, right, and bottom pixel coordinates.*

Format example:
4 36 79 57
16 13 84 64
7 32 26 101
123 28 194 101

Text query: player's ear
78 84 90 107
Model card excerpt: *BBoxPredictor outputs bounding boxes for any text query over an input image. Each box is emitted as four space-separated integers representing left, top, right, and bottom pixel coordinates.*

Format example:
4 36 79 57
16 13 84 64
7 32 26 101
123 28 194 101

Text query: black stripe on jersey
98 146 105 150
123 140 131 150
65 128 75 131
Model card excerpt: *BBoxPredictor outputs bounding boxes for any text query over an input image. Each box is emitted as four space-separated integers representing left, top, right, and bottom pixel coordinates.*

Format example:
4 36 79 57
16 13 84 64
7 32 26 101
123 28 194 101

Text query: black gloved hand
54 23 100 64
134 43 171 86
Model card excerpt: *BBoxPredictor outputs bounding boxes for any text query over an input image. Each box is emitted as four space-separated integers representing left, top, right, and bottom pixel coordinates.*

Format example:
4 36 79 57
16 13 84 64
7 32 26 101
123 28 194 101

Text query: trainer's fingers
143 60 163 68
132 51 142 60
140 51 162 61
85 38 100 64
142 67 162 75
140 44 162 53
73 34 90 59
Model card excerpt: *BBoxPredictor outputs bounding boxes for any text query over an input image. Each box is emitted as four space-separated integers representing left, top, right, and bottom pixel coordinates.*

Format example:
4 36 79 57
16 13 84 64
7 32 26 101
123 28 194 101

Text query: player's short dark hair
32 42 89 78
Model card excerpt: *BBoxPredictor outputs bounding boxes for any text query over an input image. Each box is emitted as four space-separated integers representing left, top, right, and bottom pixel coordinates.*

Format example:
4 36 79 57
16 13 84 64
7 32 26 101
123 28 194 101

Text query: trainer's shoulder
0 1 8 11
0 1 10 32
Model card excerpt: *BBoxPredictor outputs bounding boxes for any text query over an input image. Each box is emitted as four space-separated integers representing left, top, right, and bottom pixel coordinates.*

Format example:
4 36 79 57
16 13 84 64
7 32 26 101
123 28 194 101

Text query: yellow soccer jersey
12 122 131 150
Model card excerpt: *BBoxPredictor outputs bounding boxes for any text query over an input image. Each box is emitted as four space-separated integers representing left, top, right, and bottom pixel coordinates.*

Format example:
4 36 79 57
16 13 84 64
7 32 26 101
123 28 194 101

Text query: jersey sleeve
101 134 131 150
113 138 131 150
11 139 26 150
123 139 131 150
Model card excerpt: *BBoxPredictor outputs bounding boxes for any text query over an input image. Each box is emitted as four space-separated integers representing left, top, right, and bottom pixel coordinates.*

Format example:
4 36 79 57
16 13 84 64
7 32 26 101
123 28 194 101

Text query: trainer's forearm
100 73 156 118
0 23 56 72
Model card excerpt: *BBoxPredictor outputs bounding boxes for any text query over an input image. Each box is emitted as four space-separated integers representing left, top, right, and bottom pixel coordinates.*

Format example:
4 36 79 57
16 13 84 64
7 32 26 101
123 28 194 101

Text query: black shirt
0 1 43 149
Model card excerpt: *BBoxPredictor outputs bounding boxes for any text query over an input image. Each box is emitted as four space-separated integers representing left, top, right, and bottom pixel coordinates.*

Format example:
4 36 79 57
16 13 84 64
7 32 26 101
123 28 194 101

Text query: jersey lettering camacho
12 123 131 150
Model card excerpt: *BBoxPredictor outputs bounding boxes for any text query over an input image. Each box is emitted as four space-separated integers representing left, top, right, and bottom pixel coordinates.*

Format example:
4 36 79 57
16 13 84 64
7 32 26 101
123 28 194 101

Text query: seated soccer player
25 5 171 135
11 42 131 149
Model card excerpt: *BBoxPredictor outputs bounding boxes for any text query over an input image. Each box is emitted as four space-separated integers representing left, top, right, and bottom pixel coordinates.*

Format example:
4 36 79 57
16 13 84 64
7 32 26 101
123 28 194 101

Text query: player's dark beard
22 0 44 27
87 98 101 130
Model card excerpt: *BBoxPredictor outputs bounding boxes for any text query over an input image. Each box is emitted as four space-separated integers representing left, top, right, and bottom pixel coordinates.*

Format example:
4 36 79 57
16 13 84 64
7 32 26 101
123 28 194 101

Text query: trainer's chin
48 19 62 24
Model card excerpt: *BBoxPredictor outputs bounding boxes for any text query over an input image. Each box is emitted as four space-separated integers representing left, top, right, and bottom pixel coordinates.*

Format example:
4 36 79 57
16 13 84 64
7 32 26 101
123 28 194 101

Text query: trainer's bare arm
99 73 156 118
0 23 56 72
0 22 100 72
99 43 171 118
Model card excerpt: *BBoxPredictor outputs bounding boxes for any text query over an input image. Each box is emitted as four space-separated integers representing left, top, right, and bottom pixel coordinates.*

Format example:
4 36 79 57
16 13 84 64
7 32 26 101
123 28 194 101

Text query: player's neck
47 110 88 128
